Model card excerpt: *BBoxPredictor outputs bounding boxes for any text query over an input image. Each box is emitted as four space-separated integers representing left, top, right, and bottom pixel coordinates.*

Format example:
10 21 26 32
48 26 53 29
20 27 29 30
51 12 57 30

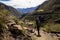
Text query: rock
13 25 23 30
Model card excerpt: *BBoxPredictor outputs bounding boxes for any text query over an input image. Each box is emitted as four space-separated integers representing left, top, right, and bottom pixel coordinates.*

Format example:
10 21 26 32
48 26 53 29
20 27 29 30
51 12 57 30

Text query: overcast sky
0 0 46 8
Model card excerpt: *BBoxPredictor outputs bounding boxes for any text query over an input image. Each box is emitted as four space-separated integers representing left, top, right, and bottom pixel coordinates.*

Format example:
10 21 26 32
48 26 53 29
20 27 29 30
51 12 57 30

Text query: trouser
37 25 40 36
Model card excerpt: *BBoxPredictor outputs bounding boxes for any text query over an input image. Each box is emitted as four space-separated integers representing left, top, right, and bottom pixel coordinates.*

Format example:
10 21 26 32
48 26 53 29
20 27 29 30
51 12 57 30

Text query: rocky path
30 29 59 40
16 24 60 40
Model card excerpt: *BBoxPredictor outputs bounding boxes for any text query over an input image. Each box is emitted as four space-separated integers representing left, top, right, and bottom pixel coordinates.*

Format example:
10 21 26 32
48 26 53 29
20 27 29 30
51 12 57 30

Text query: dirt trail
30 29 59 40
16 24 59 40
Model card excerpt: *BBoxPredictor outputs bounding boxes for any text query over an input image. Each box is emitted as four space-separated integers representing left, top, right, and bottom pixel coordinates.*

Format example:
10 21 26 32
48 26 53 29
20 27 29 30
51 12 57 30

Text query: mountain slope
0 2 21 18
35 1 48 10
36 0 60 12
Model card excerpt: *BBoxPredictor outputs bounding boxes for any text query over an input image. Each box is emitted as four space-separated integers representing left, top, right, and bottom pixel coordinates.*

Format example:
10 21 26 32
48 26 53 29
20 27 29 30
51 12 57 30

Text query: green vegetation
43 23 60 32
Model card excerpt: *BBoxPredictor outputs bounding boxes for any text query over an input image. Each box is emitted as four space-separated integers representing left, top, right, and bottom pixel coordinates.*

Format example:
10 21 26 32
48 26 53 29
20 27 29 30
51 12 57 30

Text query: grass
43 23 60 32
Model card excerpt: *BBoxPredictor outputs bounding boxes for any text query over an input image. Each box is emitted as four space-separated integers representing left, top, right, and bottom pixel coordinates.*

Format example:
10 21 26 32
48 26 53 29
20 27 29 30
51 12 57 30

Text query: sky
0 0 46 8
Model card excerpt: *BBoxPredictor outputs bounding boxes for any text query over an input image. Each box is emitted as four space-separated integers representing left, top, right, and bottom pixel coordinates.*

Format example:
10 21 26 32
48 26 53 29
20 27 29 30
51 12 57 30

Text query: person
35 16 41 37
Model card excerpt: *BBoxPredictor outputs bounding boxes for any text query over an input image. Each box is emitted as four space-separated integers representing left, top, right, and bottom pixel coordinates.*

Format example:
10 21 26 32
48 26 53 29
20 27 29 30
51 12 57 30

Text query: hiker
35 16 41 37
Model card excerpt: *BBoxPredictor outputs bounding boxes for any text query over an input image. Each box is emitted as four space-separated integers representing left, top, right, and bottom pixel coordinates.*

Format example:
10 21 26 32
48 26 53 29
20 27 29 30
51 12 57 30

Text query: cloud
0 0 46 8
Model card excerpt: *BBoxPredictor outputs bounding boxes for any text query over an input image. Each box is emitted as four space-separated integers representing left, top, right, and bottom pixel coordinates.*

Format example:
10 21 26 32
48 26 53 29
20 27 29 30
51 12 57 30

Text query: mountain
18 0 60 20
17 7 37 14
0 2 21 18
28 0 60 15
35 1 48 10
23 0 60 19
36 0 60 12
21 1 49 19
